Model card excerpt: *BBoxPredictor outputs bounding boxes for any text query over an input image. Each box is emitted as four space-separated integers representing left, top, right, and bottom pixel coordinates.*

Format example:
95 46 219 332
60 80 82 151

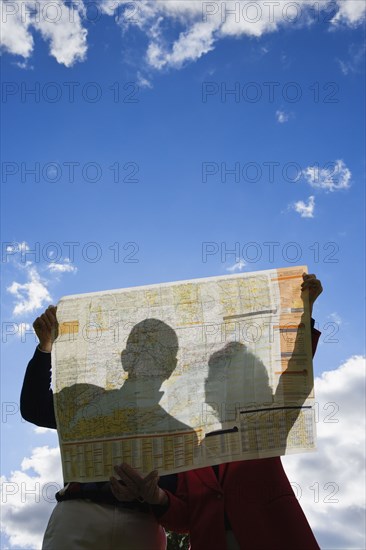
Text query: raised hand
33 305 58 352
301 273 323 315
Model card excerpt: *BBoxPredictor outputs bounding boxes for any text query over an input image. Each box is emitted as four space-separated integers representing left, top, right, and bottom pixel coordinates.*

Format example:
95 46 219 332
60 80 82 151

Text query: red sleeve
154 474 190 533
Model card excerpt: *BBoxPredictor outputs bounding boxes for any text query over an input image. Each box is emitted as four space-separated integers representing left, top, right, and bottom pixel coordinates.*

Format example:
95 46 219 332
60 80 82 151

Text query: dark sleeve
311 318 321 357
20 347 57 429
151 473 190 533
150 474 178 517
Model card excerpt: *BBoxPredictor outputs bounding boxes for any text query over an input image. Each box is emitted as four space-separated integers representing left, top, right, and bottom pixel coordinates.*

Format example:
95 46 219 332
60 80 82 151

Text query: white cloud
1 356 365 548
34 427 54 435
331 0 366 26
283 355 366 549
276 110 290 123
1 446 63 549
0 0 34 58
47 258 77 274
226 258 246 272
303 160 351 192
16 322 33 339
328 312 342 325
7 266 52 316
33 0 87 67
336 42 366 75
3 1 365 69
136 71 153 89
109 0 366 69
6 241 30 254
5 243 78 316
147 19 217 69
0 0 87 67
292 195 315 218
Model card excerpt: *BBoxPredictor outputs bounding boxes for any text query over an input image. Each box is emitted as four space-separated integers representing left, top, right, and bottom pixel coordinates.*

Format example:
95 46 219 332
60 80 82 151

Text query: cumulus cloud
0 0 34 58
33 0 87 66
283 355 366 549
102 0 366 70
34 427 54 435
0 0 87 67
303 159 351 192
292 195 315 218
2 1 365 69
5 242 78 316
7 266 52 316
1 446 63 549
1 356 365 548
331 0 366 26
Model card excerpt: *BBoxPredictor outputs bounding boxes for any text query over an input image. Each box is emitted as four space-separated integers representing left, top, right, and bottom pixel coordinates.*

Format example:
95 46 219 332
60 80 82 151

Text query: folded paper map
52 266 316 482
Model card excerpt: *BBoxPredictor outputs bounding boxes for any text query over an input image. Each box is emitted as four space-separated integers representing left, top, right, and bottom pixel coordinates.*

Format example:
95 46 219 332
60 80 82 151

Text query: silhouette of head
121 319 179 380
205 341 272 422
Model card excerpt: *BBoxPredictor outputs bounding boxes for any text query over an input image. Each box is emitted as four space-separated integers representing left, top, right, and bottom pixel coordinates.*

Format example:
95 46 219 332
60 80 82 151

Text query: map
52 266 316 482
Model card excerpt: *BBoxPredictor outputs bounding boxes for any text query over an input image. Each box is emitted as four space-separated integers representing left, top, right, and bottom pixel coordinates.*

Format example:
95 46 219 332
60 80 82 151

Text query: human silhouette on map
201 311 313 462
57 319 198 445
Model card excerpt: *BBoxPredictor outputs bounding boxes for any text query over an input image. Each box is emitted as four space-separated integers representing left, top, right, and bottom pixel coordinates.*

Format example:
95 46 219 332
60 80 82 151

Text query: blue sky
1 1 365 548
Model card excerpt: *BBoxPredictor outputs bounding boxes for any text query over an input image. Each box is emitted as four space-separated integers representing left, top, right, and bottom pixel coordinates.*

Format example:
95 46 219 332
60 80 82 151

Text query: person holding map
110 273 323 550
20 307 170 550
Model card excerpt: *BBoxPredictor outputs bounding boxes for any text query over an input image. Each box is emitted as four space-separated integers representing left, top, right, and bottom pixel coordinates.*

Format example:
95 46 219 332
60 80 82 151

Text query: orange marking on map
59 321 79 336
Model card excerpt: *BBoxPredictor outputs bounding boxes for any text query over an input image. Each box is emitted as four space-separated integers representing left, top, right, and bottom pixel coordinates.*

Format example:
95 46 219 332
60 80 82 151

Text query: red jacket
160 458 320 550
158 326 321 550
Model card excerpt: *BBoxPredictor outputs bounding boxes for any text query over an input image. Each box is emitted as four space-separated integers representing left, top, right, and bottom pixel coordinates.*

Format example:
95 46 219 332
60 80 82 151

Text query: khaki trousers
42 500 167 550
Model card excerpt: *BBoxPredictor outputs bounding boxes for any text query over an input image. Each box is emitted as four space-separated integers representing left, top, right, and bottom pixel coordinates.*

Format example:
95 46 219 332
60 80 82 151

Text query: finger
142 476 159 503
114 465 141 492
41 313 52 330
143 470 159 484
302 280 320 290
118 463 144 484
109 477 136 501
110 476 137 499
33 317 41 329
33 317 46 331
45 309 58 325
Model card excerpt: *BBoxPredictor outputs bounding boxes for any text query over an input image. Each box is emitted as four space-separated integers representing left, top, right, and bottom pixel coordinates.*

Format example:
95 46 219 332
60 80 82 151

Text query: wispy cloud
2 1 365 69
136 71 153 89
226 258 246 272
291 195 315 218
337 42 366 75
47 258 77 274
303 160 351 192
276 110 290 123
328 312 342 325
